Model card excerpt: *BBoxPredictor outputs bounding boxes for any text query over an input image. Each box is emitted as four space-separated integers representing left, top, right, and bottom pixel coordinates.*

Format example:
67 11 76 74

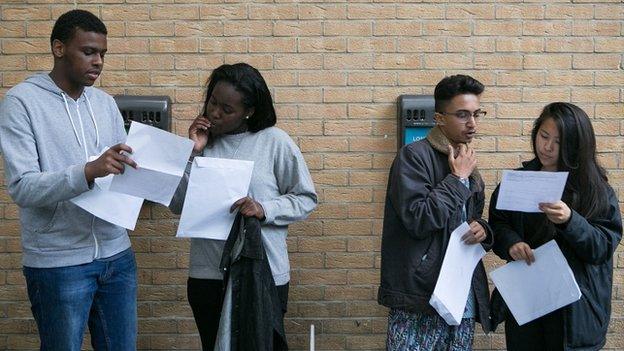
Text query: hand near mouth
189 115 212 153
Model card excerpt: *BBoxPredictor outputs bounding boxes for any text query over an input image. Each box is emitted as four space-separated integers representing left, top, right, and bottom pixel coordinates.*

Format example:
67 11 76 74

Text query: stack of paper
177 157 254 240
429 222 486 325
71 155 144 230
109 122 194 206
496 170 568 212
490 240 581 326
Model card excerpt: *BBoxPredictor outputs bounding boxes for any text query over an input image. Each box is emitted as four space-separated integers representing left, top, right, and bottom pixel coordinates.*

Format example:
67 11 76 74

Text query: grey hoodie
0 73 131 268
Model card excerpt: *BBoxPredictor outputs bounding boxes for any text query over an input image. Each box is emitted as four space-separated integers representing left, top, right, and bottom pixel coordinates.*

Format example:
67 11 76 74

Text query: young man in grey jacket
0 10 138 350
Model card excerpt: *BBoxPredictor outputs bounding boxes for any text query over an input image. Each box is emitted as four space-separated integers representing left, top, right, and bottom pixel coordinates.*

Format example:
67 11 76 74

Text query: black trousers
187 278 289 351
505 309 564 351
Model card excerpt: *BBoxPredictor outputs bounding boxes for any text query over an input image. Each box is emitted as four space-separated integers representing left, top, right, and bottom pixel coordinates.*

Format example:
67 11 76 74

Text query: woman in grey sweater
169 63 317 350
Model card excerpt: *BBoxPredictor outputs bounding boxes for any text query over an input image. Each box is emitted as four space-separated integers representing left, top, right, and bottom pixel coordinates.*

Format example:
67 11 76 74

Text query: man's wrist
84 162 95 183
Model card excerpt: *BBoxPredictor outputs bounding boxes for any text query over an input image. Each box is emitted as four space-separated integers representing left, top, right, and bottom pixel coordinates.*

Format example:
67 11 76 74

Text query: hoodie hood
24 73 67 96
23 73 101 156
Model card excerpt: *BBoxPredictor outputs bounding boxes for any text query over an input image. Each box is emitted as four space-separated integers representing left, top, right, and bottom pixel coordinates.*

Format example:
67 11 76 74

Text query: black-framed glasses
438 110 486 123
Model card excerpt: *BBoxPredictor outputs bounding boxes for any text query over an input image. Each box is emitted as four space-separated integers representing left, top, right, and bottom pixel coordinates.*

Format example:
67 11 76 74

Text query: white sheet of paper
429 222 486 325
71 156 144 230
176 157 254 240
109 122 194 206
496 170 568 212
490 240 581 326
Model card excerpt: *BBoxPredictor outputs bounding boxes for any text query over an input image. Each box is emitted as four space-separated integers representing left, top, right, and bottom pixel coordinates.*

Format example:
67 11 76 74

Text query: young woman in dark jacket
489 102 622 351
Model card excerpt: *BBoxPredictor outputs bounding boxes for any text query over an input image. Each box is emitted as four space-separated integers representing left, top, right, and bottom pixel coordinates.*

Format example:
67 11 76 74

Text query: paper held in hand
109 122 194 206
490 240 581 326
176 157 254 240
71 153 144 231
429 222 486 326
495 170 568 213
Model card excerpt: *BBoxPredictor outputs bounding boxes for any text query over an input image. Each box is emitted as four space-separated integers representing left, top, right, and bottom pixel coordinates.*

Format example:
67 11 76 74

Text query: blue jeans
23 249 137 351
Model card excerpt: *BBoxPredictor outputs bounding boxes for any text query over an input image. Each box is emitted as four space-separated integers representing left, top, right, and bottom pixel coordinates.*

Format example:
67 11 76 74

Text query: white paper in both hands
71 156 144 231
490 240 581 326
176 157 254 240
429 222 487 326
496 170 569 212
109 122 194 206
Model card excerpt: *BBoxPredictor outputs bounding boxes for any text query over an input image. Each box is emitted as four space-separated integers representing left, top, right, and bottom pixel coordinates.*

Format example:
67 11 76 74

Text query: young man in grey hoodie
0 10 138 350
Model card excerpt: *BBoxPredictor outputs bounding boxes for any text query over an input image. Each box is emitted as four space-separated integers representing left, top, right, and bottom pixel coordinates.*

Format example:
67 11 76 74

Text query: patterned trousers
387 309 475 351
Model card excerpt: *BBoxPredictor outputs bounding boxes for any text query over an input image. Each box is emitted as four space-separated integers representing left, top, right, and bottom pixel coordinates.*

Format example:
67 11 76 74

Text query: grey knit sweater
170 126 317 285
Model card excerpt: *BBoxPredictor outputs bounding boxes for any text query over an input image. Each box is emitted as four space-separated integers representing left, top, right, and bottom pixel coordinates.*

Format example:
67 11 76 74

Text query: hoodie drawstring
75 102 89 160
61 91 101 160
84 94 100 149
61 92 83 149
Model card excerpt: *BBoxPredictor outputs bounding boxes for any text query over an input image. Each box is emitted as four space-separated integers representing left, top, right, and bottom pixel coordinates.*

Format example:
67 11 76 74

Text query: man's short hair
434 74 484 112
50 9 107 45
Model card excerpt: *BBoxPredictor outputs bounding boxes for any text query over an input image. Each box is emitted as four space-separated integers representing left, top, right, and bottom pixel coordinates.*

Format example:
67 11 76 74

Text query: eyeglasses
437 110 486 123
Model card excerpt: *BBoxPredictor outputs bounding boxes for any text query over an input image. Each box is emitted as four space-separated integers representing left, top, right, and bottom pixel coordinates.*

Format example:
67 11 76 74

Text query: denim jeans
23 248 137 351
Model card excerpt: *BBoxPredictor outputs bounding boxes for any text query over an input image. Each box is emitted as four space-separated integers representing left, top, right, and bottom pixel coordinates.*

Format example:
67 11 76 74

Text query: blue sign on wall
404 127 432 146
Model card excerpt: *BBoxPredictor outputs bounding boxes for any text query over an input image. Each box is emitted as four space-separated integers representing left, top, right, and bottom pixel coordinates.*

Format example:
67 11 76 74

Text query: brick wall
0 1 623 350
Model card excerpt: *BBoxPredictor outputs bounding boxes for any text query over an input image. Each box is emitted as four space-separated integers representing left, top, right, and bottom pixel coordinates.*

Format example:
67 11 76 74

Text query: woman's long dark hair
531 102 609 219
202 63 276 132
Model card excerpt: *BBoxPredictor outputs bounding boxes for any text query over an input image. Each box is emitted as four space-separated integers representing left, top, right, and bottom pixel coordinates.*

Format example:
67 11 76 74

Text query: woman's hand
539 201 571 225
461 221 487 245
231 196 266 220
189 116 211 153
509 242 535 265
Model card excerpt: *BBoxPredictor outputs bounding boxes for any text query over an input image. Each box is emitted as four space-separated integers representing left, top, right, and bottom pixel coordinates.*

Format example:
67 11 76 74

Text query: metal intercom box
397 95 436 150
114 95 171 132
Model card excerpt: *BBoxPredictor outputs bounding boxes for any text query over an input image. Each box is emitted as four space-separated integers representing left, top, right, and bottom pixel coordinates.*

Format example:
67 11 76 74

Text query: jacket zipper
76 102 99 259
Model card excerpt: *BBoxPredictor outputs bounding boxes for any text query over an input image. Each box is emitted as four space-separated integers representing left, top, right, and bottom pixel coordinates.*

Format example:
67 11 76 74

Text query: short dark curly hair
434 74 484 113
50 9 107 45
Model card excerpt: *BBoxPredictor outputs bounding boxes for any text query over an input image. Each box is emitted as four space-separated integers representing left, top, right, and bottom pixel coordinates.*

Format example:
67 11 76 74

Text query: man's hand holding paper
109 122 194 206
429 222 486 326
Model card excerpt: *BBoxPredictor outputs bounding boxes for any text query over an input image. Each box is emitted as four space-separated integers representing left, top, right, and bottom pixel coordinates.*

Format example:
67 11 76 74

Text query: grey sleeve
257 137 318 226
0 96 90 208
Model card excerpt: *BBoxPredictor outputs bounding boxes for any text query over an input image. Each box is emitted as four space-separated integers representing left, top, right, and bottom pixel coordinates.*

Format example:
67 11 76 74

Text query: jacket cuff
447 174 472 201
475 218 494 251
555 210 585 242
555 209 577 232
71 163 91 193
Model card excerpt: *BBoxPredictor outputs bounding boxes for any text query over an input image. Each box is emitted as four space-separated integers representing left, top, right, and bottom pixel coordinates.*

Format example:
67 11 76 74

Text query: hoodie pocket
32 202 87 252
35 202 63 233
31 203 60 233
